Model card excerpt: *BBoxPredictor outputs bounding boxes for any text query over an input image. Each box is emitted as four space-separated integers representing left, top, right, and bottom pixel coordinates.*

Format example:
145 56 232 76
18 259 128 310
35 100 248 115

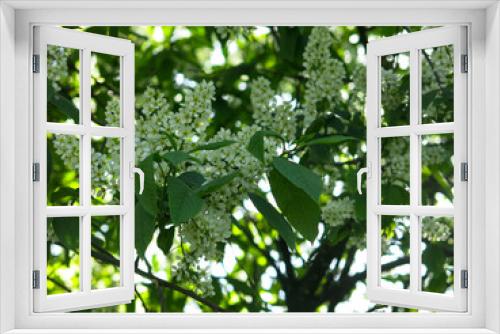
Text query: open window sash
365 26 468 312
33 26 136 312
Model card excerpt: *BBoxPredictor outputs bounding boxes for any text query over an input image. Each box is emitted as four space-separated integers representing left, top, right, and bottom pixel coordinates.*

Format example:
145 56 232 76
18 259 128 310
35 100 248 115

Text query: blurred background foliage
45 26 454 313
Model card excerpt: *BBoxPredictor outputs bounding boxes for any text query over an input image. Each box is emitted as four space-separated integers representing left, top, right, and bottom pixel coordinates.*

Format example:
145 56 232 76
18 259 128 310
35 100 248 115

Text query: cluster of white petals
422 217 452 242
250 77 297 140
322 197 355 227
301 27 346 128
47 45 70 92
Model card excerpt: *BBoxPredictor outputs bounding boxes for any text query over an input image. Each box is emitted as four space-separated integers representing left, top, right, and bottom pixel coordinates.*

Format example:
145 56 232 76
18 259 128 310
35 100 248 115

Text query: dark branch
91 245 226 312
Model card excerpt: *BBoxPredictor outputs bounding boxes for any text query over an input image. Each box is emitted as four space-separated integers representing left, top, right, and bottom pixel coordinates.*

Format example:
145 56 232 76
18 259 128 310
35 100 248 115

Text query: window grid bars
376 48 456 293
44 48 126 294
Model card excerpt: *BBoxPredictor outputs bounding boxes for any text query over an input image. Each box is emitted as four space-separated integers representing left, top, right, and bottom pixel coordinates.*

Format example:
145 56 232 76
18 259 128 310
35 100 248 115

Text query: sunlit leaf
269 168 320 241
249 192 296 249
271 157 322 203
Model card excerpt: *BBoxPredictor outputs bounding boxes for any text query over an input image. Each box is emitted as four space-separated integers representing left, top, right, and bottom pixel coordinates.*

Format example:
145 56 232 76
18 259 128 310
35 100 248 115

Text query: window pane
47 217 80 295
91 137 121 205
421 45 454 124
380 215 410 290
380 136 410 205
47 133 80 206
421 216 454 294
91 216 121 289
380 52 410 127
47 45 80 124
91 52 121 127
421 134 454 207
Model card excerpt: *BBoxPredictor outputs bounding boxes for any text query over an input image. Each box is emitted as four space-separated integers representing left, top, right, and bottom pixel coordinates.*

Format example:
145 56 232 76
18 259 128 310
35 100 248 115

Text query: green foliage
271 157 322 202
269 168 320 241
135 203 156 257
163 151 200 167
248 192 296 249
196 172 239 196
167 177 204 225
189 140 237 152
46 25 453 313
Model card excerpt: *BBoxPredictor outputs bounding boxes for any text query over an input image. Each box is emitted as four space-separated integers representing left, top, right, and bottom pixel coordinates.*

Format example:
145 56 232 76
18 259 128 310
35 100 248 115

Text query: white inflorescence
301 27 346 129
322 197 355 228
47 45 71 92
250 77 297 141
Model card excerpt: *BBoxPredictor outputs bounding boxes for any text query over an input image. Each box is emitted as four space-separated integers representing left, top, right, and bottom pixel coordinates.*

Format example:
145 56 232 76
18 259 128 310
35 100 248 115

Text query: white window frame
32 26 136 312
0 1 499 333
365 26 468 312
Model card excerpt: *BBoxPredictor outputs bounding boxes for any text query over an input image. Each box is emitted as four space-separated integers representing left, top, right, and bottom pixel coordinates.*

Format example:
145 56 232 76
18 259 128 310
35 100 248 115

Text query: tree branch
90 246 226 312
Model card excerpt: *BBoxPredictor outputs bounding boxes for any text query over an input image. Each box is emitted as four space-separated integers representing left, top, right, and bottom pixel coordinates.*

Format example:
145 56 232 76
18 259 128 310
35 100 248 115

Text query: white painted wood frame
32 26 135 312
366 26 468 312
0 1 498 333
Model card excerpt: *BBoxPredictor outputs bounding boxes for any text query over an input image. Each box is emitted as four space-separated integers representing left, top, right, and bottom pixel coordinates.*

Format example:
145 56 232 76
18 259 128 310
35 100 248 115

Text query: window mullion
409 48 421 293
80 48 92 294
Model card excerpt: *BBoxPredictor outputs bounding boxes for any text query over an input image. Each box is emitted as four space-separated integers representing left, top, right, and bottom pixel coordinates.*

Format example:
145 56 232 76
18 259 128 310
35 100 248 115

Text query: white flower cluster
301 27 346 128
47 45 70 92
322 197 355 227
422 144 450 167
173 207 232 296
422 217 452 242
421 46 454 122
171 252 215 297
104 96 121 127
381 68 408 118
136 82 216 163
195 124 273 212
381 138 410 184
53 100 121 201
135 87 174 162
250 77 297 140
170 81 215 147
52 134 80 171
182 207 232 260
91 138 120 201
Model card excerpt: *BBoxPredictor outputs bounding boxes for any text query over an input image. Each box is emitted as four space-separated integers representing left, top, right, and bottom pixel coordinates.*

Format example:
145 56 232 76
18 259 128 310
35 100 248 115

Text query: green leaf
49 217 79 251
137 155 158 215
163 151 200 166
178 171 205 189
249 192 296 249
196 172 239 196
247 130 285 163
167 177 204 225
157 226 175 256
301 135 357 147
47 84 79 122
269 169 320 241
135 203 156 257
272 157 322 203
189 140 236 152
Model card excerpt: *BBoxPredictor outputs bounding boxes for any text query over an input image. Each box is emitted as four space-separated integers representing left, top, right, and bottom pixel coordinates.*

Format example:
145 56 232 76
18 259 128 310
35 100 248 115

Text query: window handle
130 162 145 195
357 164 371 195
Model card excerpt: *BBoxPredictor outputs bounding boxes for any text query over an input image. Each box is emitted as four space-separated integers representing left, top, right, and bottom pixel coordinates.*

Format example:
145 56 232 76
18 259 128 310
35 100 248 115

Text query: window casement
362 26 468 312
32 26 141 312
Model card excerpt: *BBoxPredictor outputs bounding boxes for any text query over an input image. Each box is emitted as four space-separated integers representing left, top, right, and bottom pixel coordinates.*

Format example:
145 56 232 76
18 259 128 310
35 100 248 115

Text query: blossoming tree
46 26 454 312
